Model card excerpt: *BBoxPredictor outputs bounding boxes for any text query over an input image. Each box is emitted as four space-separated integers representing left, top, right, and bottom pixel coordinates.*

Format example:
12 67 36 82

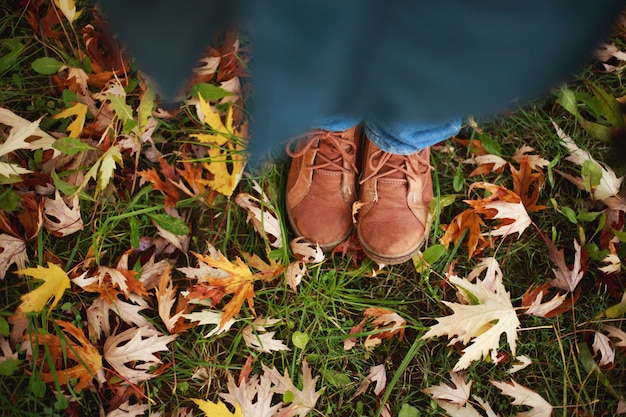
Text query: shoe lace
286 130 358 173
360 148 431 184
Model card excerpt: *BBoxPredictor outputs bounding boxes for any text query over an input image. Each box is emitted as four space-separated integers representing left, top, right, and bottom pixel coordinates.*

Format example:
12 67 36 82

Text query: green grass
2 2 626 417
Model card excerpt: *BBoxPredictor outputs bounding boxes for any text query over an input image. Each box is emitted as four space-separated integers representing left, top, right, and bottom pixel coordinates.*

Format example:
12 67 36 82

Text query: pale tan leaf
285 261 307 292
508 355 532 374
368 364 387 396
103 326 177 383
86 296 151 340
603 323 626 347
235 192 283 248
263 359 321 417
481 200 531 238
290 237 325 263
422 275 520 371
43 191 83 237
522 289 566 318
0 234 27 280
423 372 472 406
242 317 289 353
593 331 615 367
467 257 502 292
512 145 550 171
156 267 185 333
182 309 237 337
105 400 149 417
491 379 552 417
599 253 621 274
220 372 282 417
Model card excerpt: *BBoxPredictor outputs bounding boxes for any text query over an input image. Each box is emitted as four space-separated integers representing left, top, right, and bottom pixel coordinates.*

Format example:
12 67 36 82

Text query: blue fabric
315 118 463 154
98 0 624 161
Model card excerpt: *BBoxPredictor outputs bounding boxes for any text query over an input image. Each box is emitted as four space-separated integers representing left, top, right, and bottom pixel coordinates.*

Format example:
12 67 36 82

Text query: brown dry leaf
511 155 549 213
440 208 489 258
35 320 103 391
43 190 83 237
16 193 44 241
99 266 147 298
467 182 532 238
491 379 553 417
139 164 180 209
463 154 508 177
0 234 28 280
103 326 177 384
364 307 406 348
547 239 585 293
193 248 283 328
155 266 187 334
521 283 569 318
512 145 550 171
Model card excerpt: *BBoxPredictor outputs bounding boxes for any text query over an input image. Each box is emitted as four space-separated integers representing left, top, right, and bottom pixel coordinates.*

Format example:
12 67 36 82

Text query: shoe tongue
378 154 408 181
314 139 345 170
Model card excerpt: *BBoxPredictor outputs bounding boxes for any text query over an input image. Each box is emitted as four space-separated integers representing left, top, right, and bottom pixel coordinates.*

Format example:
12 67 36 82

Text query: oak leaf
103 326 177 383
43 190 83 237
491 379 553 417
422 275 520 371
37 320 102 391
17 262 70 313
0 234 28 280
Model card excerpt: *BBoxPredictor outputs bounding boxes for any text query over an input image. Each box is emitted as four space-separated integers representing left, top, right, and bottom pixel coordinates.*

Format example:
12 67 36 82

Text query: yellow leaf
191 96 247 197
52 102 88 138
53 0 82 23
18 263 70 313
192 399 243 417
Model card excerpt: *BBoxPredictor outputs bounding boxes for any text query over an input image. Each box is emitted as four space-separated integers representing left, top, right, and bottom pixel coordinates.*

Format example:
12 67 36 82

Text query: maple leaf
593 331 615 367
603 324 626 347
242 317 290 353
43 190 83 237
263 359 322 417
440 208 489 258
106 401 149 417
0 234 27 280
508 355 532 375
192 399 243 417
423 372 472 406
491 379 553 417
554 120 624 204
511 155 549 212
103 326 177 383
17 262 70 313
363 307 406 349
234 192 283 248
37 320 103 391
80 145 123 196
468 183 531 238
192 247 283 328
182 309 238 338
367 364 387 396
512 145 550 171
0 111 56 177
467 257 503 292
521 284 568 318
53 0 82 23
547 239 585 293
52 102 88 138
220 372 282 417
156 266 186 333
138 157 181 208
86 295 151 340
191 96 247 197
422 275 520 371
463 154 508 177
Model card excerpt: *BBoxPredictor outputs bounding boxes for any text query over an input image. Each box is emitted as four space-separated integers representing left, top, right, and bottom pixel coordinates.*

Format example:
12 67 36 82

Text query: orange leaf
440 208 490 258
511 156 549 213
36 320 102 391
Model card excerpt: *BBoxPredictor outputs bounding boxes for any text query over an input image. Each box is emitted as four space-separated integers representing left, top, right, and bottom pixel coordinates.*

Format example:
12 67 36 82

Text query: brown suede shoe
356 138 433 265
286 126 360 251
